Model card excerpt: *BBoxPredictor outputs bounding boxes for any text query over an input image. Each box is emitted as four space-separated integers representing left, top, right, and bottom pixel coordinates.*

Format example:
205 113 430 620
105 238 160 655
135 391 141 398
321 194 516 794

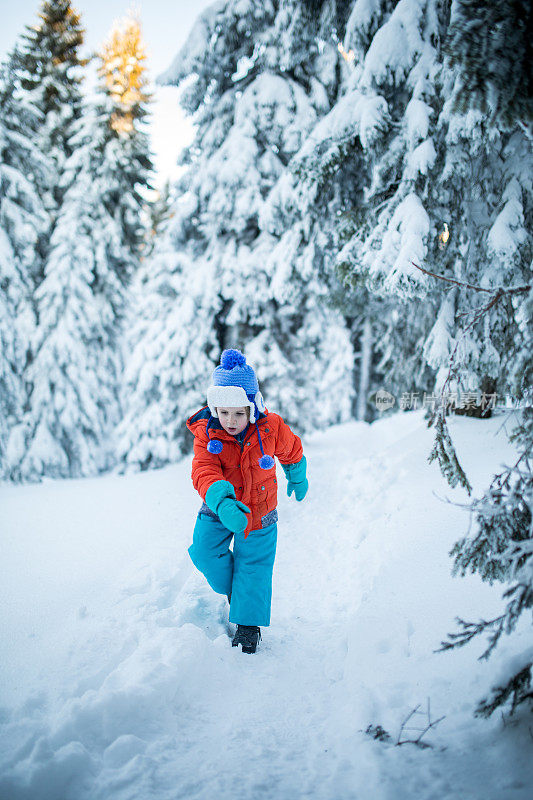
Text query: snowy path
1 411 532 799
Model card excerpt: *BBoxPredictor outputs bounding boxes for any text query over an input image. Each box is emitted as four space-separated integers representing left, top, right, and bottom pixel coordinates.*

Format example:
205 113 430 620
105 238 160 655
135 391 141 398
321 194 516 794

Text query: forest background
1 0 531 721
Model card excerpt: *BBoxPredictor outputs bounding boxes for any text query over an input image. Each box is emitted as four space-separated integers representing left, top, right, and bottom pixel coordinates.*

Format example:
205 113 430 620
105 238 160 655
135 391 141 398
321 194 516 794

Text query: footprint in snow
174 575 231 640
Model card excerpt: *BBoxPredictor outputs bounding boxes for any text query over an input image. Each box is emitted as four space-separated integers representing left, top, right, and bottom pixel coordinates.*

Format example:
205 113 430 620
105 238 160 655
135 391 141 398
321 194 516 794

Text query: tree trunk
357 316 372 421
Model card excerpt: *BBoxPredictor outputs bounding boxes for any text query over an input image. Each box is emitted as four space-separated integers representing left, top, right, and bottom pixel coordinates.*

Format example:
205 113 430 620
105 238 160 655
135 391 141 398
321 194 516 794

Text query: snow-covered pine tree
434 0 533 717
115 0 272 471
114 218 217 472
117 0 356 473
326 0 445 307
15 11 154 481
439 397 533 717
280 2 532 718
425 63 530 414
422 0 531 481
101 11 201 473
290 0 531 418
445 0 532 131
0 48 49 480
5 0 96 480
283 0 440 415
14 103 124 480
226 0 357 427
96 11 154 285
160 0 354 432
17 0 87 224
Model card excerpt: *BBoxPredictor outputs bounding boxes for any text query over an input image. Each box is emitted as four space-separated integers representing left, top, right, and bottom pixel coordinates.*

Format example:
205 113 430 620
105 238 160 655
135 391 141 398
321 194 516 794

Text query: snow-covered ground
1 409 531 800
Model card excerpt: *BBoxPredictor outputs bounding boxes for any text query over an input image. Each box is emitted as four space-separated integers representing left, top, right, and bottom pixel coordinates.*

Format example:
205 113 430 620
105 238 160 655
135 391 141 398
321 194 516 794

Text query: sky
1 0 218 188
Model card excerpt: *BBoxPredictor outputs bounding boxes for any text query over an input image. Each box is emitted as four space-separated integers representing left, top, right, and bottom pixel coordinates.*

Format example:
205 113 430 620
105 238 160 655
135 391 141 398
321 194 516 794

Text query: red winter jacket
186 406 303 537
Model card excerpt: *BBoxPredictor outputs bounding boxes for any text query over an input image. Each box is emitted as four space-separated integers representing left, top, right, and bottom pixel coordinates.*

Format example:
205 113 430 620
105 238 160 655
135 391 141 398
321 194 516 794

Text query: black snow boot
232 624 261 654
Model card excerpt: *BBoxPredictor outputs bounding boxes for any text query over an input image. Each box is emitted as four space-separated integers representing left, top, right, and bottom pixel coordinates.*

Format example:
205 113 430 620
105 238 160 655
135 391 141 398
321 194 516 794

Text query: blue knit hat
206 349 274 470
207 349 265 423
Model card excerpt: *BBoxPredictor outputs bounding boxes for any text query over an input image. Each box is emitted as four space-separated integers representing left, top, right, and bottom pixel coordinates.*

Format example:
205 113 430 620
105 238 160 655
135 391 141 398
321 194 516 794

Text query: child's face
217 406 249 435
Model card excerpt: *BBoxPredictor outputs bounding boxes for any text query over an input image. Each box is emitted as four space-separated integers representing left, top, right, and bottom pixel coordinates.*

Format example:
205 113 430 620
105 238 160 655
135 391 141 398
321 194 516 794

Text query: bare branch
397 699 446 748
410 261 530 296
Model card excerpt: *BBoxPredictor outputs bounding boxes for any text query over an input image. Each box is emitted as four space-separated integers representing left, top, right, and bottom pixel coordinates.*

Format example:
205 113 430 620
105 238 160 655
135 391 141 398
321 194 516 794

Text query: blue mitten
205 480 251 533
217 498 251 533
287 478 308 501
281 456 308 502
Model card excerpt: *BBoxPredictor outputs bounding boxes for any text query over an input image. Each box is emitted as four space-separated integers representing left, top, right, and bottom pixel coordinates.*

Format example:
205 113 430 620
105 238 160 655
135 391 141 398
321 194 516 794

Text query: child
186 348 308 653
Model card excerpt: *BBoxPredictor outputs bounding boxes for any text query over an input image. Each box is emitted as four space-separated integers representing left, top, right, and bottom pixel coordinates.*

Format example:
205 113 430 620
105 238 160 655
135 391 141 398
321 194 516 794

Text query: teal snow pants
188 512 278 627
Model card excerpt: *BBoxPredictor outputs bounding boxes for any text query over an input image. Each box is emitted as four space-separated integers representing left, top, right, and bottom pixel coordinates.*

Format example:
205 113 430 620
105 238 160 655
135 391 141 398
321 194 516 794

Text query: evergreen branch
436 614 506 658
502 581 533 623
475 664 533 718
415 258 530 416
439 290 506 402
438 578 532 660
449 462 533 583
428 409 473 494
507 445 533 475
